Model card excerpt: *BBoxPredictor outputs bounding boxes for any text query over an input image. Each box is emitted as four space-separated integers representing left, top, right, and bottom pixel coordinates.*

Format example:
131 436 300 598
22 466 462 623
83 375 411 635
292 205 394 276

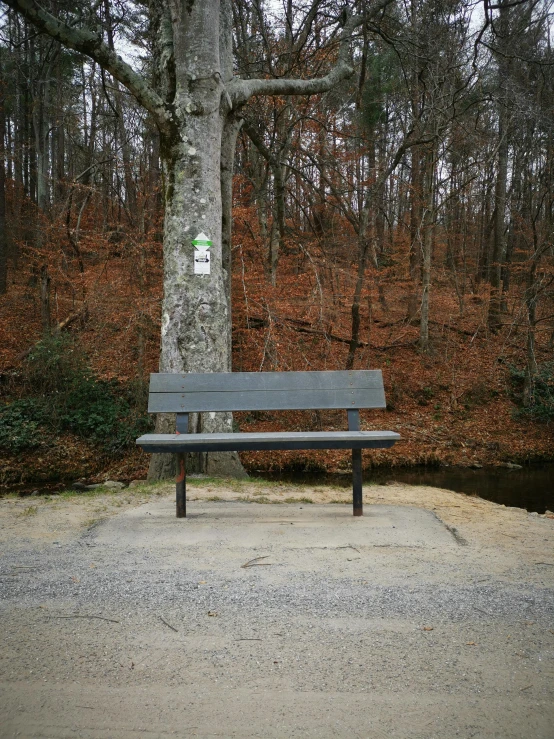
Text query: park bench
136 370 399 518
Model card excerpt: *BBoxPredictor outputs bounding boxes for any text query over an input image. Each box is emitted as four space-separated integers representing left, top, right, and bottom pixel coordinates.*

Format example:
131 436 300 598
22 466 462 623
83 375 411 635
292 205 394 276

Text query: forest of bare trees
0 0 552 483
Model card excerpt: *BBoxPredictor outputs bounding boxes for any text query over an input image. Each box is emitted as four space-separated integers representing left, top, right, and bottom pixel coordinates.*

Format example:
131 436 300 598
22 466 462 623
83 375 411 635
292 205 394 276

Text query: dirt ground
1 480 553 738
1 478 553 557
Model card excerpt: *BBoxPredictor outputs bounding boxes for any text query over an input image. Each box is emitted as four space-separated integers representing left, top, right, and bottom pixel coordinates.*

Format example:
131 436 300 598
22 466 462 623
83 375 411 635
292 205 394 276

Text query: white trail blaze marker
192 232 212 275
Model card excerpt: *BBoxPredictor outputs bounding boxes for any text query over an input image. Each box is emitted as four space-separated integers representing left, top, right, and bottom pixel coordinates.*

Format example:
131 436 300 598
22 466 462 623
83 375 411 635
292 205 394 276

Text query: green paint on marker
192 232 212 248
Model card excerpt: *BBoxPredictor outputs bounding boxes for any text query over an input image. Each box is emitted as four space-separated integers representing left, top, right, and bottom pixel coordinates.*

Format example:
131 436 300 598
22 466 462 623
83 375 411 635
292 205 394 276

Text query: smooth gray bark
148 0 243 479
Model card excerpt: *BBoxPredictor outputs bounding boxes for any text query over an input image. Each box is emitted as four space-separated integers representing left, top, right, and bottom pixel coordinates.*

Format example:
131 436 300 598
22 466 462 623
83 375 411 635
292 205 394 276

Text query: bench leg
176 453 186 518
352 449 363 516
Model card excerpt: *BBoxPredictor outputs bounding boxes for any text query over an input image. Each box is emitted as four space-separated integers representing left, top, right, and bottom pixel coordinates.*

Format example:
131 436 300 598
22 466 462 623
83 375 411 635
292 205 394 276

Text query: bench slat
137 430 400 453
148 387 385 412
149 370 383 393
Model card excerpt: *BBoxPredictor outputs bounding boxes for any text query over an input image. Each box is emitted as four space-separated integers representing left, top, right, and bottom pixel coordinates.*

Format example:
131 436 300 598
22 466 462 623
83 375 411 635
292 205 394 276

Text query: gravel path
1 484 553 738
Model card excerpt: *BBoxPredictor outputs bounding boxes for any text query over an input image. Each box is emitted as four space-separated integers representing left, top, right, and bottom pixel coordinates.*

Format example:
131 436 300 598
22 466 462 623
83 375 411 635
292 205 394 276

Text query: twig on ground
47 614 120 623
160 616 178 632
241 556 272 568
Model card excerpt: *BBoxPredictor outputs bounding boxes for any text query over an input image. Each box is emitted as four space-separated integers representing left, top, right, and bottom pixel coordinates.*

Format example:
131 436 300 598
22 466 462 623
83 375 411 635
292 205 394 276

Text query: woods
0 0 552 486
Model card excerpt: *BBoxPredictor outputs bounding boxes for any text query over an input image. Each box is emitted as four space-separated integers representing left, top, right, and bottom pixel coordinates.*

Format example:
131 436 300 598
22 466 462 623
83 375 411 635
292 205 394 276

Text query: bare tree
3 0 386 476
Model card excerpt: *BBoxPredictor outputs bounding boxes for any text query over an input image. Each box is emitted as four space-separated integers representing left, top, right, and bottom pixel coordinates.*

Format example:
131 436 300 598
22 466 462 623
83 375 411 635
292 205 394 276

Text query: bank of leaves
0 335 152 454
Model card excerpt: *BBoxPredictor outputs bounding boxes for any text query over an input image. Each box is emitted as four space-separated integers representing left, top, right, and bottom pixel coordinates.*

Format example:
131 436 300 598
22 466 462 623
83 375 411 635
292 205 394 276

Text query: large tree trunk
489 104 509 332
488 0 510 333
0 53 7 295
148 0 245 480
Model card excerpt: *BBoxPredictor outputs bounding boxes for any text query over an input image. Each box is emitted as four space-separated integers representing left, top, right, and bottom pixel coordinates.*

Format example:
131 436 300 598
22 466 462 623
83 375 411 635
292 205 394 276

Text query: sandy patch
1 479 553 567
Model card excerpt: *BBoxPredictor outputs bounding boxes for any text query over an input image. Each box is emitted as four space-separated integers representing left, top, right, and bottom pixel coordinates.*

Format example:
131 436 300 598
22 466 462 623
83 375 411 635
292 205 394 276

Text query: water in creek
5 464 552 515
253 464 554 514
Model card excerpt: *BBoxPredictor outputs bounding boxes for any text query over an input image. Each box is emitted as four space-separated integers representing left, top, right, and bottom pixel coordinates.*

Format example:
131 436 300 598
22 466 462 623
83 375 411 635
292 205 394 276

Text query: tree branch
229 59 353 106
2 0 176 138
228 8 365 107
242 121 278 167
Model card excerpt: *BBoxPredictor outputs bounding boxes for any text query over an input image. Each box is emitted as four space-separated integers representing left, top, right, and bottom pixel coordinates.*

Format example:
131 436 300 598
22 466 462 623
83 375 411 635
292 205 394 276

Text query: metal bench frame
136 370 399 517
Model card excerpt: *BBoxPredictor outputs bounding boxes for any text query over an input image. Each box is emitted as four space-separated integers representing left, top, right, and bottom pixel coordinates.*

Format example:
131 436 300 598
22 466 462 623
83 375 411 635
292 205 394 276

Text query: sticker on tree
192 232 211 275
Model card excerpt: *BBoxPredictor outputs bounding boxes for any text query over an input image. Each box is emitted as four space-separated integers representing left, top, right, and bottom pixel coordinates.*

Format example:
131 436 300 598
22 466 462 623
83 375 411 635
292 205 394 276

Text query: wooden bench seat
137 430 399 453
137 370 399 517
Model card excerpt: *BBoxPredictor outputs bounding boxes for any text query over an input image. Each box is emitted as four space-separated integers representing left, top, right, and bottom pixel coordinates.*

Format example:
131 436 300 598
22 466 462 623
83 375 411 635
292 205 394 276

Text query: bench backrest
147 370 386 413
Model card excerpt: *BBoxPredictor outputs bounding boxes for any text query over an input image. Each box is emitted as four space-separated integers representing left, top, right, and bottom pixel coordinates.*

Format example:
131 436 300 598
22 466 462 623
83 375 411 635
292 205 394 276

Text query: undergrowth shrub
23 333 90 396
0 334 152 453
510 361 554 423
0 399 45 452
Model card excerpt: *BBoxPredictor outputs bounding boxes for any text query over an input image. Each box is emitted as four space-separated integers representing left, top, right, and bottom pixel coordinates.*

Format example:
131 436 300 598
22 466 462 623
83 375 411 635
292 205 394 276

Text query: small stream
4 463 553 515
253 464 554 514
